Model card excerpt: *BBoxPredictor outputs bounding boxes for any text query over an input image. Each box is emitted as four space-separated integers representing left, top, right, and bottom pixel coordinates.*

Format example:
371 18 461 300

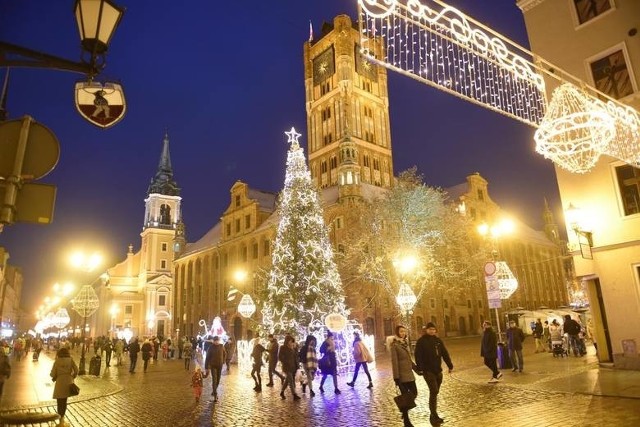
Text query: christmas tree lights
261 127 349 337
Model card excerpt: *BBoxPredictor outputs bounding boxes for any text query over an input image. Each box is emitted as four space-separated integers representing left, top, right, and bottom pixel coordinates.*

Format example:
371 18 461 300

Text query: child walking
191 365 205 403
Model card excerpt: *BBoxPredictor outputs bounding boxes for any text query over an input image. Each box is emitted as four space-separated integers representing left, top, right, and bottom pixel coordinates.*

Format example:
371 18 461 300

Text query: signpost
0 116 59 226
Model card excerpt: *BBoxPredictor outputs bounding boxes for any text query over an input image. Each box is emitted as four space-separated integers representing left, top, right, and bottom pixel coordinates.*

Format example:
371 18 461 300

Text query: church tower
140 132 181 282
543 198 560 243
304 14 393 190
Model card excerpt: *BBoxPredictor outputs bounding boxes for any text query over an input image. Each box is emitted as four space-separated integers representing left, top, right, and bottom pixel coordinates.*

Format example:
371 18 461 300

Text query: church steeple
143 132 182 230
147 132 180 196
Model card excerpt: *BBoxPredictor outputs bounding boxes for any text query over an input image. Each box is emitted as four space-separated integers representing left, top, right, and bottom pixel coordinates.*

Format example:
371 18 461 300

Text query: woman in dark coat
50 347 79 426
319 331 341 395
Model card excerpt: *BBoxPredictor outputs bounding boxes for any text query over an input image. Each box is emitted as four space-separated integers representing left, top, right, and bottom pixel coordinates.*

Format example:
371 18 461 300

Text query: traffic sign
0 117 60 180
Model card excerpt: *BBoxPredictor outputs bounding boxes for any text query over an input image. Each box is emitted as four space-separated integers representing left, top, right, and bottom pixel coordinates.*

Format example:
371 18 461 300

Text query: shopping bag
69 383 80 396
393 391 416 412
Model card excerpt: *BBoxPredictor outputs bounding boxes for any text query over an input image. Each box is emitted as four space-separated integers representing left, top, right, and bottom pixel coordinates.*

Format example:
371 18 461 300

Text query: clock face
313 46 335 85
355 44 378 82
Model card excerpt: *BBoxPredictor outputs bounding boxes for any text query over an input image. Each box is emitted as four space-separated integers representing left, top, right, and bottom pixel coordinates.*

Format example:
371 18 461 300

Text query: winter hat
425 322 437 329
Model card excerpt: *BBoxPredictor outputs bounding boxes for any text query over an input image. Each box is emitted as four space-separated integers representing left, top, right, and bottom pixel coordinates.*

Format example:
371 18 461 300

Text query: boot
402 412 414 427
347 381 355 387
367 382 373 389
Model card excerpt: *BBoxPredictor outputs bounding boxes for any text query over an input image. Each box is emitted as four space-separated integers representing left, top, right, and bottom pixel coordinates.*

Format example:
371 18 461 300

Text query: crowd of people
0 313 595 427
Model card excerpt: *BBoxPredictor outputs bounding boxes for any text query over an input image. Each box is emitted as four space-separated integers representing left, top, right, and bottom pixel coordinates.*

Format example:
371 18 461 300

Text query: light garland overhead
357 0 640 174
358 0 547 127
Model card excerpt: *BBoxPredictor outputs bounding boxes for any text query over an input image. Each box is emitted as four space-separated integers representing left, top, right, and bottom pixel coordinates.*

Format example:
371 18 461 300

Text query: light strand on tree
262 127 349 337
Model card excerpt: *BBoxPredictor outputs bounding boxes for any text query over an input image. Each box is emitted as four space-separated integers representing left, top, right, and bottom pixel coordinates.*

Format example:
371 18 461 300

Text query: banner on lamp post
485 275 502 309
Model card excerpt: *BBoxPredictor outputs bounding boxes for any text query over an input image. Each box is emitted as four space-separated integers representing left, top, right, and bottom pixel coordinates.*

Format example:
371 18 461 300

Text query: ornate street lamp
72 285 100 375
53 308 71 329
396 282 417 338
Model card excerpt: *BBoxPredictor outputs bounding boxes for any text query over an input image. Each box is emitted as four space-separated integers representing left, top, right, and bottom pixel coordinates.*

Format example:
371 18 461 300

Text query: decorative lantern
396 282 417 312
324 313 347 332
237 294 256 318
53 308 71 329
535 83 615 173
494 261 518 299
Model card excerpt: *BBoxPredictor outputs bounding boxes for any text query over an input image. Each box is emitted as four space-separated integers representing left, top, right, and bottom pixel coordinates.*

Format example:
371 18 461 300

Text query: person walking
347 332 373 389
204 336 226 402
141 339 153 373
191 365 205 403
224 338 235 374
481 321 502 383
103 339 114 367
414 322 453 425
506 320 525 372
50 347 79 427
301 335 318 397
265 334 285 387
543 320 551 352
128 338 140 373
319 331 341 395
250 338 266 392
533 319 545 353
563 315 583 356
183 340 193 371
0 342 11 402
278 335 300 400
391 325 417 427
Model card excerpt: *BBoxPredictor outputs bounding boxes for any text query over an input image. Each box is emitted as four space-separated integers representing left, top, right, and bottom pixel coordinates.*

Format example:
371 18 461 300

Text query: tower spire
148 132 180 196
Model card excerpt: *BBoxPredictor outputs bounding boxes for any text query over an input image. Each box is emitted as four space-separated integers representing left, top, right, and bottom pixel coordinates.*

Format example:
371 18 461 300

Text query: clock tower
303 14 393 190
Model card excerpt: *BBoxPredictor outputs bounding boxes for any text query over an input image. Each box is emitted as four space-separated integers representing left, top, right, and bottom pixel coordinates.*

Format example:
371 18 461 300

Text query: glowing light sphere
535 83 615 174
324 313 348 332
52 308 71 329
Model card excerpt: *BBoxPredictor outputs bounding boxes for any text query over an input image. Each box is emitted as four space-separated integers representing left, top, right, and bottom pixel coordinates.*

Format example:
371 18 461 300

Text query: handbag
69 382 80 396
393 391 416 412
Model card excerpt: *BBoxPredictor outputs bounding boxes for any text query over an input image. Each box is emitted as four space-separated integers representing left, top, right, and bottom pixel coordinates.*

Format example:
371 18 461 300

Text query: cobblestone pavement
2 337 639 426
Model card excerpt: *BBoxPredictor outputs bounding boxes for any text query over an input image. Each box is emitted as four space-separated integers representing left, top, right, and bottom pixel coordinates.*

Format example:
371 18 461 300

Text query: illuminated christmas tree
262 127 349 336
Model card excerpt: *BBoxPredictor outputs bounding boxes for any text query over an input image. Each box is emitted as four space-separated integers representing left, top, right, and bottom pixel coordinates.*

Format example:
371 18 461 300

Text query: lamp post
393 253 419 338
396 282 418 340
71 285 99 375
1 0 124 78
478 219 518 341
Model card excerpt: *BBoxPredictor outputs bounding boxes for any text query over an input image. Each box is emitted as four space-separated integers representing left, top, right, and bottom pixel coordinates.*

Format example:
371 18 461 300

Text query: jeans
509 348 523 371
129 356 137 372
268 362 284 384
282 371 296 396
351 362 372 384
210 366 222 396
424 372 443 419
397 381 417 422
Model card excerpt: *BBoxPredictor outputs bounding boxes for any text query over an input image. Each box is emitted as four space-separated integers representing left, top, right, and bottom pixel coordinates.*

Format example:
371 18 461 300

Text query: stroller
551 336 568 358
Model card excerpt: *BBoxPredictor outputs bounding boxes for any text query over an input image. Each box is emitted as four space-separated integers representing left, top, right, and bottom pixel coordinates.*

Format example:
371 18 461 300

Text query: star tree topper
285 126 301 148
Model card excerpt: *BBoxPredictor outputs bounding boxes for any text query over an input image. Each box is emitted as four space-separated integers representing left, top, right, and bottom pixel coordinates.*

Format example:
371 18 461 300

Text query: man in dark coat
506 320 525 372
414 322 453 425
563 315 583 356
481 321 502 383
204 336 226 402
265 334 284 387
128 338 140 373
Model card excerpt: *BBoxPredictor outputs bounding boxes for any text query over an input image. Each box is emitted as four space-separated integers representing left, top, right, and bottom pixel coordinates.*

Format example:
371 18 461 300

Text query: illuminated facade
170 16 567 341
519 0 640 368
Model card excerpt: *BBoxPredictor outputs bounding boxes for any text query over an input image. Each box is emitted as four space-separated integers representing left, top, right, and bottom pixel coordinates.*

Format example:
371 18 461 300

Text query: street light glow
233 269 248 284
394 254 418 275
70 250 103 271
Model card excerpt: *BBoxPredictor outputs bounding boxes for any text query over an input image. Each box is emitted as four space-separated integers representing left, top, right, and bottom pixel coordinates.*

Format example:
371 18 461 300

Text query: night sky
0 0 562 312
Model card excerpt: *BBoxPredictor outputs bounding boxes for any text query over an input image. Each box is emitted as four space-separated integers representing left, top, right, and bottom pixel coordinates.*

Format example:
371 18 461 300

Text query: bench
0 412 59 426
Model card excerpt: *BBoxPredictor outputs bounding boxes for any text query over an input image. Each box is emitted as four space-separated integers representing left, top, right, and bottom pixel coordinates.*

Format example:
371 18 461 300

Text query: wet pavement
0 337 638 426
